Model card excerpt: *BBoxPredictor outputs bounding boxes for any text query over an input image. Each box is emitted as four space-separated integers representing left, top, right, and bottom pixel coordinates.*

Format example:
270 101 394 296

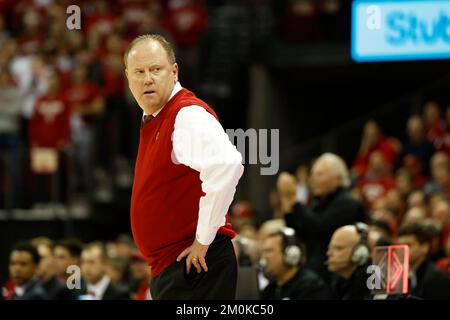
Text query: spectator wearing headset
260 227 331 300
326 223 372 300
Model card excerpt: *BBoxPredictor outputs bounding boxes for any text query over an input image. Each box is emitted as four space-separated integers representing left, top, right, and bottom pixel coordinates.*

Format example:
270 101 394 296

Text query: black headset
279 227 302 266
350 222 370 266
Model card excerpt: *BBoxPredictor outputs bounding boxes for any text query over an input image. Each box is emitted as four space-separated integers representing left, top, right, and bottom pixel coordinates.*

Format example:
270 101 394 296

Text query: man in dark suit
396 222 450 300
260 229 331 300
277 153 367 282
32 237 76 300
8 242 48 300
80 242 130 300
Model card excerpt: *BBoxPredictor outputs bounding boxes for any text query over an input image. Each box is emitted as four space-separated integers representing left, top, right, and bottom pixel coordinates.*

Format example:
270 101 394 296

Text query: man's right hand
276 172 298 214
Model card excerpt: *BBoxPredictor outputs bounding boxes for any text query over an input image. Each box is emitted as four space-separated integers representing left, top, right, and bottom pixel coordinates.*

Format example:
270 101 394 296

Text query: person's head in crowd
81 242 109 285
396 223 432 271
233 236 260 267
368 151 388 175
31 237 56 283
72 64 88 85
124 34 178 116
106 34 123 55
129 252 150 284
238 223 258 241
368 225 392 260
371 208 395 225
9 242 41 287
230 200 256 230
309 153 350 197
369 218 394 238
361 120 382 148
430 152 449 186
407 115 425 143
402 154 424 180
396 168 414 198
43 67 61 96
431 199 450 231
54 238 83 279
407 189 427 210
258 219 286 244
326 224 370 279
115 234 136 259
261 228 304 285
106 256 129 285
384 189 405 216
423 101 442 128
402 207 427 227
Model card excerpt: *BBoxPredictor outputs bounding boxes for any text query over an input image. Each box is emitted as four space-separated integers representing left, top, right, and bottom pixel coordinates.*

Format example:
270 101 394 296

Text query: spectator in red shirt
29 68 71 150
85 0 118 39
352 120 398 180
357 151 396 209
161 0 208 90
28 68 71 203
64 65 104 193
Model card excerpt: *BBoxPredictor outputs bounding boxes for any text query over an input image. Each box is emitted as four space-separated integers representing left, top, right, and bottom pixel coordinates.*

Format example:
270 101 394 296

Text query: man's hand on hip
176 239 210 274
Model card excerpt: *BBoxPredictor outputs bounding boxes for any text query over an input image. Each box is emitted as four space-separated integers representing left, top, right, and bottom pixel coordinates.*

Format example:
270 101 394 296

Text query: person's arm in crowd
277 172 363 237
174 106 244 273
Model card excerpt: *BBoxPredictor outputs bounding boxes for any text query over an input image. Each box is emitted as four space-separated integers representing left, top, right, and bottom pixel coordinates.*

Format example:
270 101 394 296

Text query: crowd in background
1 0 450 300
2 100 450 300
0 0 348 210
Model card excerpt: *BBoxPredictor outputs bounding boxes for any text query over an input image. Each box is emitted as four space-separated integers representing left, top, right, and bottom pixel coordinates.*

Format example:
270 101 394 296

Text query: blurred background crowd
1 0 450 300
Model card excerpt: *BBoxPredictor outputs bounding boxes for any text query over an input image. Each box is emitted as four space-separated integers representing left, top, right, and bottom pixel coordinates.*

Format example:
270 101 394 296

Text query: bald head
326 225 362 278
124 34 176 68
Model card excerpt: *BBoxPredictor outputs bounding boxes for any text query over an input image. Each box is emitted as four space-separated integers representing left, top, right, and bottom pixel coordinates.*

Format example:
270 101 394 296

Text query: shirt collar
143 81 183 118
86 275 111 300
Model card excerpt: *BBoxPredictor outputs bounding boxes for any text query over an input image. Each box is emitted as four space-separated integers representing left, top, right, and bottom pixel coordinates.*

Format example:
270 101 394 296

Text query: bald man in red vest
126 34 244 299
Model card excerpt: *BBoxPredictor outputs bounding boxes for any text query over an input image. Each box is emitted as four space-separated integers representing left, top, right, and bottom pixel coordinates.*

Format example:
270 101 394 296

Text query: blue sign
351 0 450 62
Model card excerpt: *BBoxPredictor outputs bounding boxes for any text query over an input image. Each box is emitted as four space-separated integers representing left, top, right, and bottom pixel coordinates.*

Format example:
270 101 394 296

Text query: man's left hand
176 239 209 274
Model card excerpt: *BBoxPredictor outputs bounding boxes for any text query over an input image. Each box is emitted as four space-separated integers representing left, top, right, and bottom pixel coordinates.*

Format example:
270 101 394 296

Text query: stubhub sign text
351 0 450 62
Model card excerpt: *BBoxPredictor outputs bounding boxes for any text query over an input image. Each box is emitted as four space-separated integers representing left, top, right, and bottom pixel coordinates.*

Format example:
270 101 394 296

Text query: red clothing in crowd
130 88 235 279
28 93 71 149
161 0 208 48
426 120 446 150
358 173 396 208
353 137 397 177
101 57 126 97
64 82 102 125
437 258 450 279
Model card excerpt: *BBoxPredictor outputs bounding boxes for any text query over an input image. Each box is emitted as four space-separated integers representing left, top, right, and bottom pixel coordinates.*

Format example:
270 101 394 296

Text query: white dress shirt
86 275 111 300
144 82 244 245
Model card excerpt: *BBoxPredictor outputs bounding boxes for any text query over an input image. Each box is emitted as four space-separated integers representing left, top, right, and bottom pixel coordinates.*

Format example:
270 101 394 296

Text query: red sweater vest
130 88 236 278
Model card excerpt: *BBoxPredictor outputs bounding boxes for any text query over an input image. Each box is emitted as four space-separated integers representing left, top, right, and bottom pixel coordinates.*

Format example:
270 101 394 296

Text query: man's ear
172 63 179 82
125 68 129 80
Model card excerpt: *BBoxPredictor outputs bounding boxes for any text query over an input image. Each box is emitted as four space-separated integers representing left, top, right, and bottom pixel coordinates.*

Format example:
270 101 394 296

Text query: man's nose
144 71 154 85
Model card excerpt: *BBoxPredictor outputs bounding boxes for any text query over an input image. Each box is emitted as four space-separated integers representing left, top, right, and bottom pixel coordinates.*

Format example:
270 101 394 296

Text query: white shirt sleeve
172 106 244 245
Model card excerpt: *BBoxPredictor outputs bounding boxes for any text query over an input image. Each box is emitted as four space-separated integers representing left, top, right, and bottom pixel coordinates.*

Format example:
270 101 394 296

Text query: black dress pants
150 237 237 300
